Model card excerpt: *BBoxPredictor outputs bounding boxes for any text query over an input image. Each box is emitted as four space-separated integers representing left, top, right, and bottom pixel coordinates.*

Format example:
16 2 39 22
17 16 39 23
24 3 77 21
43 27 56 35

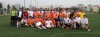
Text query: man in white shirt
81 15 90 31
70 17 77 29
28 9 34 18
17 8 23 27
64 17 71 29
76 15 81 29
45 19 52 28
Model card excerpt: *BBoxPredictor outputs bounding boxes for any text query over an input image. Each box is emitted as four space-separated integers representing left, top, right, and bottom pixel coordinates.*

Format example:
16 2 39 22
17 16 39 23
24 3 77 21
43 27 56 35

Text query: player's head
29 16 32 18
83 15 86 18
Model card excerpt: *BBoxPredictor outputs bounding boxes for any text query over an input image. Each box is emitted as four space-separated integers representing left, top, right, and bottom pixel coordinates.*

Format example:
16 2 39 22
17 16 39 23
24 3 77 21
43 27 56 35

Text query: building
15 4 21 9
77 4 84 10
92 5 99 12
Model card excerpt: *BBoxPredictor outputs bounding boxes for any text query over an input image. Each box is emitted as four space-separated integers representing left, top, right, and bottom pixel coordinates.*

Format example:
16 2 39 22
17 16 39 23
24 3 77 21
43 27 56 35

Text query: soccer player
81 15 90 31
33 10 39 18
35 16 46 29
21 16 28 27
79 11 86 19
28 16 34 27
70 17 77 29
64 15 71 30
28 9 34 18
17 8 23 27
58 10 64 28
76 15 81 29
39 10 43 17
10 8 17 27
22 9 28 18
45 18 52 28
45 10 51 19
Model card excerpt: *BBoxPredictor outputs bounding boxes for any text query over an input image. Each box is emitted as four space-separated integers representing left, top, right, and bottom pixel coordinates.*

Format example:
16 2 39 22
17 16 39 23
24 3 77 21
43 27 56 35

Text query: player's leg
85 24 91 31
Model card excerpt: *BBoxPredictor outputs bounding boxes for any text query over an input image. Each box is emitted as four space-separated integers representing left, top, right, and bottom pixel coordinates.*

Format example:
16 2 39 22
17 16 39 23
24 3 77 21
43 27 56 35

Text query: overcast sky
0 0 100 8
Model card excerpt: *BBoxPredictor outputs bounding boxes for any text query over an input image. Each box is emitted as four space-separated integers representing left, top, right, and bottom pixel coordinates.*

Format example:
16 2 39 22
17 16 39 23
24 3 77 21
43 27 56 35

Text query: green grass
0 13 100 37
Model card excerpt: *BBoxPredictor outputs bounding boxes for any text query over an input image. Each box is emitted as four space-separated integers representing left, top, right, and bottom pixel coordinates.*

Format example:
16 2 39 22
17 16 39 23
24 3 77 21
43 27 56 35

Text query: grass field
0 13 100 37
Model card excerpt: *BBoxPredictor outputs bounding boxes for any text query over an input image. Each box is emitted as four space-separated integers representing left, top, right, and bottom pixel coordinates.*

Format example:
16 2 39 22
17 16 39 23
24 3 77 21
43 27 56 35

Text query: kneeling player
70 17 77 29
21 16 28 27
64 17 71 30
28 16 34 27
36 21 46 29
81 15 90 31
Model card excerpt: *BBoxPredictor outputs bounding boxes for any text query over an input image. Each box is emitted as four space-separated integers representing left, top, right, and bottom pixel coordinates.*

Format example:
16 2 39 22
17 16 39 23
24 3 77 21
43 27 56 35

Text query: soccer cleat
88 29 90 31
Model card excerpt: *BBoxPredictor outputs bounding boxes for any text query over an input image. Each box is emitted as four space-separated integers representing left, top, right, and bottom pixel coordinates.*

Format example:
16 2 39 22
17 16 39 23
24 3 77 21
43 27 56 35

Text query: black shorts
11 16 17 20
76 22 80 27
54 19 59 22
64 23 70 27
17 17 22 21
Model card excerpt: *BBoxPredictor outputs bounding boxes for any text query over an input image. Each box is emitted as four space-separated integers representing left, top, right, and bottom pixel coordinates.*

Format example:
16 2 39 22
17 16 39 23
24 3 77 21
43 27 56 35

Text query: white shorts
81 23 88 28
36 22 42 27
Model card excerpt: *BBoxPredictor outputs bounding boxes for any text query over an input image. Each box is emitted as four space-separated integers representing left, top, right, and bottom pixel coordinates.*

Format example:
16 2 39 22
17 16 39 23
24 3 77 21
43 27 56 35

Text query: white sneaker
88 29 90 31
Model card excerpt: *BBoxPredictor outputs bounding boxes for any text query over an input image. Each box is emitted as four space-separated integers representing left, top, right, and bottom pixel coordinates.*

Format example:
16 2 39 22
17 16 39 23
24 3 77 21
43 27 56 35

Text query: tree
7 4 10 14
0 3 2 8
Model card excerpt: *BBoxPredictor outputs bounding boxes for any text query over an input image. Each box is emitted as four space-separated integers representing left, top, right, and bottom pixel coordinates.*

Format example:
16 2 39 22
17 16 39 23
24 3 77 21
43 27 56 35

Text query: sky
0 0 100 8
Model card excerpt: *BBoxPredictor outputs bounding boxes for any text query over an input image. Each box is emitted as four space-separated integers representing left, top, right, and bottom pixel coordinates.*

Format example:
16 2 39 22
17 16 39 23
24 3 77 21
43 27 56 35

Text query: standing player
10 8 17 27
81 15 90 31
17 8 23 27
58 10 64 28
33 9 39 18
22 9 28 18
79 11 86 19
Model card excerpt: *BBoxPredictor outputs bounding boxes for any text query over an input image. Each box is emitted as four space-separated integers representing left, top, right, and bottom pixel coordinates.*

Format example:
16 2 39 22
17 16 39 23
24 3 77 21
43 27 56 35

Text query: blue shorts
59 18 64 22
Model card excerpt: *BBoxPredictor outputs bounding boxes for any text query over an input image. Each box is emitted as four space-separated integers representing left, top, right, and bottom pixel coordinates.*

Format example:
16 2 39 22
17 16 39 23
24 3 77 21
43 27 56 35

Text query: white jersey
70 19 76 24
18 11 22 17
76 17 81 23
28 11 34 17
81 18 88 24
64 18 71 24
46 20 52 27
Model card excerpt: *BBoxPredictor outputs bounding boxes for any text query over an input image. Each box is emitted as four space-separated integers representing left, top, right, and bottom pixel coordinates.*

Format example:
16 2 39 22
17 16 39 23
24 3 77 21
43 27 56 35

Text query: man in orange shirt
28 16 34 27
39 10 43 17
73 11 79 18
33 10 39 18
58 10 64 28
45 10 51 19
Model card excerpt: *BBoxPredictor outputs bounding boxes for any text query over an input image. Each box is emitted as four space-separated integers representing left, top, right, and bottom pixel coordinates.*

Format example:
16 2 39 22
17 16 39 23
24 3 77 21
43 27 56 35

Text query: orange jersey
52 12 57 19
28 18 33 25
39 13 43 17
37 18 43 22
33 18 37 25
33 12 39 17
58 12 64 18
46 13 51 19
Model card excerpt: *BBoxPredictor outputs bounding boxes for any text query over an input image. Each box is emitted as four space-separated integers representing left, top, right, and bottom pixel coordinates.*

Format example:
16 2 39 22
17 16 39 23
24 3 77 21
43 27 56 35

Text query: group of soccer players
10 8 90 31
